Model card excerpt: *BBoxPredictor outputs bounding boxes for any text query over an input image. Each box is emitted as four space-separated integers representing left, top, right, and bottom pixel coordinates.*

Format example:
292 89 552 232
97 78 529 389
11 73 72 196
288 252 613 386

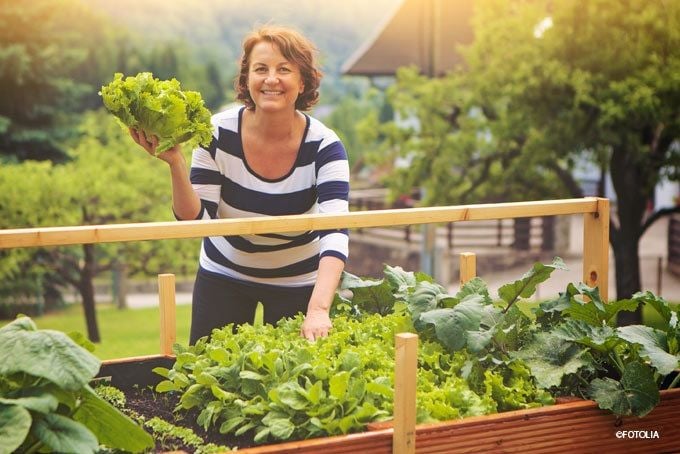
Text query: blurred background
1 0 678 355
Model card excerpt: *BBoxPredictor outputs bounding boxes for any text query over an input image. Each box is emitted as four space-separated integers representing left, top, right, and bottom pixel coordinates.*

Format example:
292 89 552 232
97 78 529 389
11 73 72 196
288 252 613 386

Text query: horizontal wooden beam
0 198 598 250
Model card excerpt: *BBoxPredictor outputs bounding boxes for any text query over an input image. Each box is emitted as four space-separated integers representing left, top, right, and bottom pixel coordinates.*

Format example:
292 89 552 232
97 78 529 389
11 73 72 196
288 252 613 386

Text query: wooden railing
0 197 610 350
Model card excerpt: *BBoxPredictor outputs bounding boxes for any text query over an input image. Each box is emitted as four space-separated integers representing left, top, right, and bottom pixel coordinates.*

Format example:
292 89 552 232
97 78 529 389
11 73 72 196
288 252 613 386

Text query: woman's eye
280 67 291 73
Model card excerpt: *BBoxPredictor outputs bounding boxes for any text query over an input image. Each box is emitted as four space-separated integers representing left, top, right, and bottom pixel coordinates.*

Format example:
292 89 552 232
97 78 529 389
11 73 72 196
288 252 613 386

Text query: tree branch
545 161 584 198
641 205 680 235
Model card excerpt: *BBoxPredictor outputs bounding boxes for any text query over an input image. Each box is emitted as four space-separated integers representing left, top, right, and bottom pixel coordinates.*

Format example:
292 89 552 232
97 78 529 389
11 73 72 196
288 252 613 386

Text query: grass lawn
1 302 266 360
2 303 193 360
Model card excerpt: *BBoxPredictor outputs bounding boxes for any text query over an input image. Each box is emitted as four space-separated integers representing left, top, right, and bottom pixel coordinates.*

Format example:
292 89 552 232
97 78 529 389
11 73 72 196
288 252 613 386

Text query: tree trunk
113 260 128 310
611 234 642 325
609 146 648 325
79 243 100 342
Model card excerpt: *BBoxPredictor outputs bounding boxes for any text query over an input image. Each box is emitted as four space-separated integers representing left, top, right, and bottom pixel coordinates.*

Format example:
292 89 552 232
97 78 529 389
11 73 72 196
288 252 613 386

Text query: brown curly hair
235 25 323 112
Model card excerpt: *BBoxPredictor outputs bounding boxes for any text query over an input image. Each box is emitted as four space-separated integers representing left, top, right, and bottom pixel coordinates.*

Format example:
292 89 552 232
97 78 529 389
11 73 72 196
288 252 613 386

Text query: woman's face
247 41 304 113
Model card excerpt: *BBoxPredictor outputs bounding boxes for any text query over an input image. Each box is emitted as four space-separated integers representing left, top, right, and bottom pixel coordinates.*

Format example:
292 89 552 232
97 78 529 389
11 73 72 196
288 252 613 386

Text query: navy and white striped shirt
187 105 349 287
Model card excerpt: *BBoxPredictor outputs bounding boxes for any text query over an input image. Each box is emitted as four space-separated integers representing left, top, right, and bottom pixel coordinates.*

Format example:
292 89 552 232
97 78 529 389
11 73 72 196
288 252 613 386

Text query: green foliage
100 72 213 153
0 111 200 339
154 309 550 444
323 85 385 168
366 0 680 300
0 0 115 161
0 317 153 453
341 259 680 418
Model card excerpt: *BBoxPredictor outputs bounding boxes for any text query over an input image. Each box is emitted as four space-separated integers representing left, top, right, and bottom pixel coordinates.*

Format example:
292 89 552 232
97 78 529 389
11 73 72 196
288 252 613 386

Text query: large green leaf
0 390 58 414
632 291 672 324
454 277 491 304
497 257 567 306
511 332 590 389
617 325 679 375
383 264 417 298
340 273 395 315
589 362 659 417
72 385 153 452
419 298 485 351
271 382 309 411
32 413 99 454
0 404 31 454
0 318 100 391
262 412 296 440
407 280 445 322
563 289 639 326
553 320 622 353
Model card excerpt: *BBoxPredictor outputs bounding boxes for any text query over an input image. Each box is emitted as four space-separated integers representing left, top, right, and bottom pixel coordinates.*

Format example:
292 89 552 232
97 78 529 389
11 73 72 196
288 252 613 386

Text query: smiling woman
127 25 350 346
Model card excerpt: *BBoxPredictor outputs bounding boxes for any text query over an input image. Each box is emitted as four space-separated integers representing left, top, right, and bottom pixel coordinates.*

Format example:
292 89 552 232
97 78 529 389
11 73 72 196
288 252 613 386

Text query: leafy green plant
154 310 550 444
147 258 677 446
526 286 680 416
340 259 679 418
99 72 213 153
0 317 153 454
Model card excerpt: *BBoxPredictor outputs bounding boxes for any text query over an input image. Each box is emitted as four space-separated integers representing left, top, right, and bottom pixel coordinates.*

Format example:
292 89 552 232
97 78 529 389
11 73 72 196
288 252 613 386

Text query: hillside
88 0 400 76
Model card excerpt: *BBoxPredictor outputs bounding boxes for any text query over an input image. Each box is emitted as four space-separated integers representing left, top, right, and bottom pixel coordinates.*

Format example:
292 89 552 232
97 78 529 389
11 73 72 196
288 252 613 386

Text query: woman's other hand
301 308 332 341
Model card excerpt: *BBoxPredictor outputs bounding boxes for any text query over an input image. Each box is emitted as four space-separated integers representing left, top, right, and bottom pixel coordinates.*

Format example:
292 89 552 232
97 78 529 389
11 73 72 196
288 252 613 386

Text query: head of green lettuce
99 72 213 154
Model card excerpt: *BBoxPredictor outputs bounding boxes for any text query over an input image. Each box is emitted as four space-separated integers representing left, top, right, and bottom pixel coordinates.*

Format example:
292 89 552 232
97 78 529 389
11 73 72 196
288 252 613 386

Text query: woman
130 25 349 343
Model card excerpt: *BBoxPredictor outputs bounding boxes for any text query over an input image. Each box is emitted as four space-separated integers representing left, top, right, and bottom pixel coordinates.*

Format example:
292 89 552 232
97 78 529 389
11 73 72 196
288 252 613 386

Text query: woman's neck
246 108 301 142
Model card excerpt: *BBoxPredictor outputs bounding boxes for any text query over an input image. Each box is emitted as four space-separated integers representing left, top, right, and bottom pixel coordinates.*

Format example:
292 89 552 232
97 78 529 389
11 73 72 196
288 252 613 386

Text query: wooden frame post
394 333 418 454
158 274 177 355
583 198 610 301
459 252 477 285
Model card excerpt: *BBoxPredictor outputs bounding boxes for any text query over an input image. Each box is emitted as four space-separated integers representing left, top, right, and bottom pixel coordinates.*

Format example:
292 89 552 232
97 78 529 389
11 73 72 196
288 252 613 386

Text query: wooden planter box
99 355 680 454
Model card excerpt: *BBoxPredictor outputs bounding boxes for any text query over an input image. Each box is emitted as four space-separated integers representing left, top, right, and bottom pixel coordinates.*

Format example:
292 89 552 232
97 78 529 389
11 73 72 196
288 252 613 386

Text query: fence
350 189 555 251
0 197 609 339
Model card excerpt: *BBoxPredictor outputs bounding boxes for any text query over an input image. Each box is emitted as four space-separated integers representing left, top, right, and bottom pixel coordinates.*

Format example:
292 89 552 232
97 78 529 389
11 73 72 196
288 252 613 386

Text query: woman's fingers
129 128 158 155
129 127 141 144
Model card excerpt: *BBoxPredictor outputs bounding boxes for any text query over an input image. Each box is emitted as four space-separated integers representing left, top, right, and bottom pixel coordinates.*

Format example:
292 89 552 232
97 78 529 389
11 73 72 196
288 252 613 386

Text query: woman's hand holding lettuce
99 72 213 154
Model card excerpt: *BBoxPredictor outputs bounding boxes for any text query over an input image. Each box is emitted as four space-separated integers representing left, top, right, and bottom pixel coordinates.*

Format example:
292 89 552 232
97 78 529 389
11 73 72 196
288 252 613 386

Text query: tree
0 111 199 341
0 0 117 161
369 0 680 322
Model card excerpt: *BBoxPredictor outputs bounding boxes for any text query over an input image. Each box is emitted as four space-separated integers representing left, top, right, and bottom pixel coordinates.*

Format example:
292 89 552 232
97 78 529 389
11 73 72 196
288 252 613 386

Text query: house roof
341 0 475 77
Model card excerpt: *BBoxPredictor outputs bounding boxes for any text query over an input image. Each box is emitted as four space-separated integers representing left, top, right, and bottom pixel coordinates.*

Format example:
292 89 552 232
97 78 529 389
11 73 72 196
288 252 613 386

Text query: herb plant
154 312 551 444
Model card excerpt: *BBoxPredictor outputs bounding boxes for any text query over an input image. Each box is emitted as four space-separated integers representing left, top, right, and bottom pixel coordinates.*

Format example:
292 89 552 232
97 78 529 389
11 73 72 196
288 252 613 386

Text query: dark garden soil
122 386 261 452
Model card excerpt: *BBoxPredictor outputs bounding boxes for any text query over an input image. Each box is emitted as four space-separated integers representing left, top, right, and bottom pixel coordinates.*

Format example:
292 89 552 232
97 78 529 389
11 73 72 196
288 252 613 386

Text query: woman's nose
265 73 279 83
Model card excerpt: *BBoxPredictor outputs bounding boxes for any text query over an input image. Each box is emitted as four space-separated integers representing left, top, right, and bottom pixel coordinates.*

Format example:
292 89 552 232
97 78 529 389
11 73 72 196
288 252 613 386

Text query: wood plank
459 252 476 285
158 274 176 355
393 333 418 454
583 197 610 301
0 198 598 249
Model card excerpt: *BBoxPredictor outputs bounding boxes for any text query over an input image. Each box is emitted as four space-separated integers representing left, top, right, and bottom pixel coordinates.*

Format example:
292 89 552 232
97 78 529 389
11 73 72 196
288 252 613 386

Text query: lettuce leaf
99 72 213 154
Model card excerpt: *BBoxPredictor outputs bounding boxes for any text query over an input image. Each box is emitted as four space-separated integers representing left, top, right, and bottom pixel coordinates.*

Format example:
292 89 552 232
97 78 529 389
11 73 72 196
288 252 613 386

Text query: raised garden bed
98 355 680 453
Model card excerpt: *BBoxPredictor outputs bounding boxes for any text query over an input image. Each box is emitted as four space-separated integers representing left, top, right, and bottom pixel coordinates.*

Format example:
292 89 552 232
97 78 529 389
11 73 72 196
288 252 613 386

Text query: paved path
119 215 680 308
